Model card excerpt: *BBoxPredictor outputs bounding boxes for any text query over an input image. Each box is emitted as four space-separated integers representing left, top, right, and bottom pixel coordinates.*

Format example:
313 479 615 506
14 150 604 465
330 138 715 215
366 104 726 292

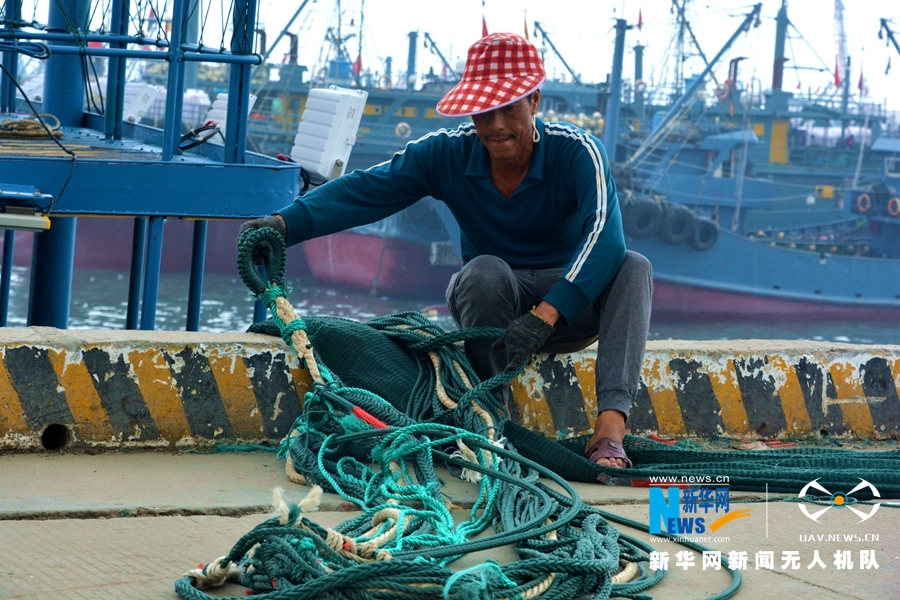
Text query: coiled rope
177 227 726 600
177 227 900 599
0 114 64 139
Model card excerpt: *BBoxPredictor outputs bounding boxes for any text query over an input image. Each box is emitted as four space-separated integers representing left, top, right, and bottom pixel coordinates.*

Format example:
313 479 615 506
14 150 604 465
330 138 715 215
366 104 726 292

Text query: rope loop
236 226 286 298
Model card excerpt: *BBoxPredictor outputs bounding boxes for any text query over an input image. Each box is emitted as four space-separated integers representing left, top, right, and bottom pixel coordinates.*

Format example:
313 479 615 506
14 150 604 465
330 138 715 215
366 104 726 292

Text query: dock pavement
1 449 897 599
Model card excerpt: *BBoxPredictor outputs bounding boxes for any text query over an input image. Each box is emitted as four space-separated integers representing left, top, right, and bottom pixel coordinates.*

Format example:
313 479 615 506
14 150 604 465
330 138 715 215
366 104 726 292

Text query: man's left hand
492 310 555 371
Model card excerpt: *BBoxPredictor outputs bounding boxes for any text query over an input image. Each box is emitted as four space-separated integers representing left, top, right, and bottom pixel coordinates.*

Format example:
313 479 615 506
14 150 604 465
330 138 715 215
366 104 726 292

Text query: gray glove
492 310 555 372
239 215 286 265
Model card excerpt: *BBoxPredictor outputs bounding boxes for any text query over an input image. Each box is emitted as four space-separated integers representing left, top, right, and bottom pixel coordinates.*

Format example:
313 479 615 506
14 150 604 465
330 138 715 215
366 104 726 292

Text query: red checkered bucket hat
436 33 546 117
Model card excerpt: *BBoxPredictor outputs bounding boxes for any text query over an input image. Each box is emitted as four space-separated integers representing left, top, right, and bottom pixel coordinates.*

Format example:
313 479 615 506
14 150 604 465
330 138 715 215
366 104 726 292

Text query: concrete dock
1 450 897 599
0 327 898 598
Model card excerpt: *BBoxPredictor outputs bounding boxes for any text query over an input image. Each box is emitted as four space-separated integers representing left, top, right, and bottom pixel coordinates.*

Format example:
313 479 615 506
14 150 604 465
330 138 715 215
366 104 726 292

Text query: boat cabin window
886 157 900 178
394 107 417 118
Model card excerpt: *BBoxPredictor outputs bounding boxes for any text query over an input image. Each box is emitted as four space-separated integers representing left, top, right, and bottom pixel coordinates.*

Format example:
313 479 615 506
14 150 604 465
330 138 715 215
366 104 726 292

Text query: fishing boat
294 1 900 319
612 2 900 320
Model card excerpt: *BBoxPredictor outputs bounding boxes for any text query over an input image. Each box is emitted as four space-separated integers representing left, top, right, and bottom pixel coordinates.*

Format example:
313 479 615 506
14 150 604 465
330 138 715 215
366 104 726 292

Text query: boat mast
671 0 718 88
772 0 788 91
423 33 461 83
356 0 364 86
532 22 581 84
249 0 312 80
604 18 629 161
881 19 900 58
627 3 762 165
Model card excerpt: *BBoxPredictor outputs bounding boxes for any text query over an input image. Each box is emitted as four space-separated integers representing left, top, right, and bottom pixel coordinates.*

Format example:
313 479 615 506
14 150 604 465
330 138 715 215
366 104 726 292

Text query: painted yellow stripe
207 350 264 438
571 354 598 437
829 362 875 438
127 349 191 440
642 358 686 435
768 355 812 435
0 352 28 434
510 358 556 437
706 359 750 435
47 348 115 439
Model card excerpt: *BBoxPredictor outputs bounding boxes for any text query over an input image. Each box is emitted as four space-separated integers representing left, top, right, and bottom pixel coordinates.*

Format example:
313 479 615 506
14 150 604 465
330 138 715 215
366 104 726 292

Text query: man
242 33 652 469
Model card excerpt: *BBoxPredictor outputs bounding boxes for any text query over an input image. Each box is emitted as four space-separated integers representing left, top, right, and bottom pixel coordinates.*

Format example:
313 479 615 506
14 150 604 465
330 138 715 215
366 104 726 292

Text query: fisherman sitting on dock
241 32 652 469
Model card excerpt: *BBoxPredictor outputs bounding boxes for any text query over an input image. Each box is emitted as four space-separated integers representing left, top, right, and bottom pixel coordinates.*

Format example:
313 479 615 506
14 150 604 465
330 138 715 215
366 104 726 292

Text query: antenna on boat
881 18 900 60
626 3 763 167
422 33 460 83
532 22 581 84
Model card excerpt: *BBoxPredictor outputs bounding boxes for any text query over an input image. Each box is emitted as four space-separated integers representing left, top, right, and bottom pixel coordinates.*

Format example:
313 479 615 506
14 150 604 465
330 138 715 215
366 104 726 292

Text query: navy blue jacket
278 118 625 325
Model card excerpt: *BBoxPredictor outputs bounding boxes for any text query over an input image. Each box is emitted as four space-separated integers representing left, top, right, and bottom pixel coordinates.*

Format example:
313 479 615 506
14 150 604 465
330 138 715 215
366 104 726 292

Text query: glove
239 215 286 266
492 310 555 372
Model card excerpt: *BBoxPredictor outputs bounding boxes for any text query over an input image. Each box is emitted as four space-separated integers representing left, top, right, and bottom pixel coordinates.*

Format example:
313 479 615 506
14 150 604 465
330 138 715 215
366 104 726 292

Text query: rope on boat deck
0 114 64 139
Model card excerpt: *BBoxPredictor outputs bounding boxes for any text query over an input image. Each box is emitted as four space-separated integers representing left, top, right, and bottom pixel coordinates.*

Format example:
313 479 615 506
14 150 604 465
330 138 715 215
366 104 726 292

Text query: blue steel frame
0 0 296 330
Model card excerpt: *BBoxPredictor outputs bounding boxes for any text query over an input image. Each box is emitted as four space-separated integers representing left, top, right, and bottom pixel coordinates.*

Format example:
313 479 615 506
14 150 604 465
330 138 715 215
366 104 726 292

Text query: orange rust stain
891 358 900 402
768 355 812 435
127 349 191 441
829 362 875 438
0 352 28 434
706 359 751 435
287 355 314 409
642 358 686 435
47 348 114 439
207 350 265 438
511 363 556 438
571 354 597 434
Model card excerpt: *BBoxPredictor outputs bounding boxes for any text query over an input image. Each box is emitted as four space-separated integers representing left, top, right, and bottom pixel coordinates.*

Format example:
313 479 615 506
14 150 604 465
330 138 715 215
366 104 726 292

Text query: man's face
471 92 539 164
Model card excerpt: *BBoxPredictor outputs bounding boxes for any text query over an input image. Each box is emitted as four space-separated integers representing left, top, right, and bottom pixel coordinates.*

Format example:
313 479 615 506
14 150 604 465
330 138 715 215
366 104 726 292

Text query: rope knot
183 556 244 589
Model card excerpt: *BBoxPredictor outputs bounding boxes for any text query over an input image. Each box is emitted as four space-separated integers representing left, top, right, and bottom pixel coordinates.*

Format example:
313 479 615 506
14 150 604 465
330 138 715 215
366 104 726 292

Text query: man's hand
239 215 286 266
492 309 555 371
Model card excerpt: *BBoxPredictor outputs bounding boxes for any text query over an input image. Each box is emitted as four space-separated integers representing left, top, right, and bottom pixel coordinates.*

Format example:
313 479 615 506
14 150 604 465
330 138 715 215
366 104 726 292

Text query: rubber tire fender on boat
888 196 900 217
622 199 662 240
657 203 697 246
856 193 871 213
688 217 719 251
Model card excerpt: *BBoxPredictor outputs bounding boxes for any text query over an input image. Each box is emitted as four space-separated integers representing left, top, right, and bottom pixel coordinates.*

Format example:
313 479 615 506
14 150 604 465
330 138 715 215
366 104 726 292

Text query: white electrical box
204 93 257 145
290 86 368 180
122 83 163 123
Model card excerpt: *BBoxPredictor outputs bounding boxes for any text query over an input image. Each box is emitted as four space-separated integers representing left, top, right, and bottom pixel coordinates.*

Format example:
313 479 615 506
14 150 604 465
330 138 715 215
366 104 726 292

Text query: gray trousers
445 251 653 421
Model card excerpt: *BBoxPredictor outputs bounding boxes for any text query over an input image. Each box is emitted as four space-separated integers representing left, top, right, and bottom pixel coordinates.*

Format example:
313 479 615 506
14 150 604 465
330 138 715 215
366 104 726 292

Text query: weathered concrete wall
0 328 313 450
0 328 897 449
516 340 900 441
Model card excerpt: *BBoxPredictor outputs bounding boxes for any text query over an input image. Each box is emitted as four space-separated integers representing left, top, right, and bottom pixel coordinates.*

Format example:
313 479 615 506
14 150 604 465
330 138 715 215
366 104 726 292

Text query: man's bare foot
584 409 628 468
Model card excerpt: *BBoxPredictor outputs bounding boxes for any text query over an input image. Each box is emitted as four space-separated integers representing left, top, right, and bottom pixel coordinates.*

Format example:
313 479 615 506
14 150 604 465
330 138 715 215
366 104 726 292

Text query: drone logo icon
797 478 881 523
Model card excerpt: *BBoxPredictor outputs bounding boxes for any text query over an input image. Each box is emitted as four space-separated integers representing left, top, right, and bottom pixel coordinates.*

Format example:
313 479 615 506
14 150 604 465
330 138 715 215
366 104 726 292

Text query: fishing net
174 227 899 600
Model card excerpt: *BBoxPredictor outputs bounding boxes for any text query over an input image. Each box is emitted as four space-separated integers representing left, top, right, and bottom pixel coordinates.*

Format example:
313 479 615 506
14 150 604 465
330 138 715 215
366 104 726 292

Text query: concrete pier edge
0 327 898 450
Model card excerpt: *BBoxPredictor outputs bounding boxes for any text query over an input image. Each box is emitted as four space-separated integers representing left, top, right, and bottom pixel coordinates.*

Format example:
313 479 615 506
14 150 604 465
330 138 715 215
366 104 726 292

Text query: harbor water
2 266 899 345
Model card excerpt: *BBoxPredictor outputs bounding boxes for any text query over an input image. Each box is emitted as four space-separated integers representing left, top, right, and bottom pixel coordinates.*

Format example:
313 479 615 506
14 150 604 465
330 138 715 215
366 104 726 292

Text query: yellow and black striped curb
0 328 313 450
0 329 898 449
515 340 900 441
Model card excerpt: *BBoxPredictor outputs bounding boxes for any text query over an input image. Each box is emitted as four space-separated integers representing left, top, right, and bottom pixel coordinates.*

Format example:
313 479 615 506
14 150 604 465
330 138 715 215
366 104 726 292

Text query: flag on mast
834 55 841 87
638 9 643 31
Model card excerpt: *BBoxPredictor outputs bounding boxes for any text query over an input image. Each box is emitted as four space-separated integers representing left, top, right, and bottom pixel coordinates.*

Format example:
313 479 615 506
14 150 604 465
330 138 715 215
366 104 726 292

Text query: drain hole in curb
41 424 71 451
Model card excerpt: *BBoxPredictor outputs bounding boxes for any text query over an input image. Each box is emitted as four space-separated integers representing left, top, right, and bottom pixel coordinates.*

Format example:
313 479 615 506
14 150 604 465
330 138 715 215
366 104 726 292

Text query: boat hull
302 231 459 298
